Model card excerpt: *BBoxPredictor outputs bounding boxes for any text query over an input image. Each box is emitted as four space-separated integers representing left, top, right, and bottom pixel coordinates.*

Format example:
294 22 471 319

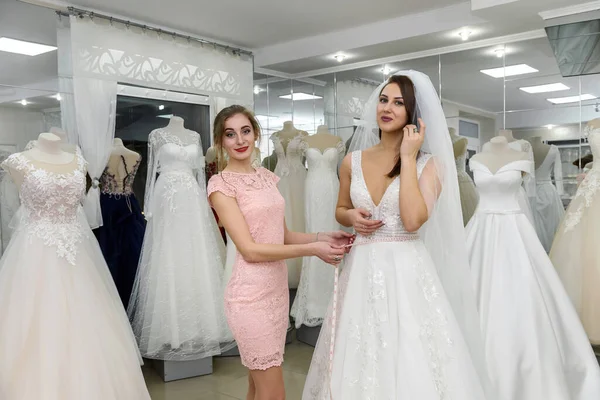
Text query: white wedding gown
290 141 344 328
533 145 565 252
551 127 600 345
271 133 307 288
466 158 600 400
509 139 537 225
303 151 488 400
0 152 150 400
128 127 232 361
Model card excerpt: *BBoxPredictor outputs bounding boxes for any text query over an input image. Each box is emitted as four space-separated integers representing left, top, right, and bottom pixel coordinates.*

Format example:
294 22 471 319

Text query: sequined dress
303 151 488 400
128 127 232 361
94 155 146 309
551 127 600 345
208 168 289 370
0 152 150 400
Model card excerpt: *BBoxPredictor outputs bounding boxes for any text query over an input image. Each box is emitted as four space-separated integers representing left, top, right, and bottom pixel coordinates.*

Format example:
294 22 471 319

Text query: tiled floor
145 340 314 400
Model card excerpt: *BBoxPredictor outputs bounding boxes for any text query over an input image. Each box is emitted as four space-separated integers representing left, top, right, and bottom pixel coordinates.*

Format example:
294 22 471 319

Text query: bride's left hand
319 231 355 249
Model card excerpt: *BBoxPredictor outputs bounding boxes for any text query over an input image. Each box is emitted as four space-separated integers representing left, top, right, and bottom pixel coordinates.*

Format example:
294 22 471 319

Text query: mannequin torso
498 129 516 142
472 137 528 173
305 125 341 152
165 116 189 140
205 146 217 165
7 133 77 189
528 137 551 169
449 128 468 159
273 121 308 153
102 139 141 194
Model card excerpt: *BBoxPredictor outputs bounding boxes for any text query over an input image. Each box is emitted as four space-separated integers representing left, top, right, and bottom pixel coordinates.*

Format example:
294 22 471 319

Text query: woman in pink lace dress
207 105 352 400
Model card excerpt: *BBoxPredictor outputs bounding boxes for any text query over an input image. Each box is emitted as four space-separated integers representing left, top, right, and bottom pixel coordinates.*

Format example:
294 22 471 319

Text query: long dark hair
379 75 417 178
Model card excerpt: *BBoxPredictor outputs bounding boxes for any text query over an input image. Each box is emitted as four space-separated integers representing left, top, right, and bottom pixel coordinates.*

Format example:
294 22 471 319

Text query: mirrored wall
255 35 596 205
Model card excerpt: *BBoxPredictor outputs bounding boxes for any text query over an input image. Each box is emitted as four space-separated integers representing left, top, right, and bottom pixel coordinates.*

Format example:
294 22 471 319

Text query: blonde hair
213 105 261 171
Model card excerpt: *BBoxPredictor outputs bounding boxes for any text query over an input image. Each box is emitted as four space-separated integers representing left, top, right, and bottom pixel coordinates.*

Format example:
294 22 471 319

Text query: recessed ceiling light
279 93 323 101
458 30 472 41
547 94 597 104
157 114 174 119
544 124 556 130
253 85 264 95
54 93 62 101
520 83 570 94
0 37 57 56
494 48 505 58
158 104 165 110
480 64 539 78
381 66 394 75
333 54 347 62
20 99 28 106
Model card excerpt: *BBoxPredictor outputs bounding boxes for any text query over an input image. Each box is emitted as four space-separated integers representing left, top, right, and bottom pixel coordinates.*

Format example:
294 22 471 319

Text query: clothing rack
55 7 253 57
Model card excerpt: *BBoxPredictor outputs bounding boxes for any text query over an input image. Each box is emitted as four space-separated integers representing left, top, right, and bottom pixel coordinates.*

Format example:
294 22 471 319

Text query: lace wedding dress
467 158 600 400
303 151 489 400
453 136 478 225
551 127 600 345
290 140 344 328
128 127 233 361
271 133 307 288
533 145 564 252
0 152 150 400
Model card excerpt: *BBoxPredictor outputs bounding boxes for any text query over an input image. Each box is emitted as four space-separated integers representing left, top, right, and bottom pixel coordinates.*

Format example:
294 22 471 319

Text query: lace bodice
271 134 306 177
144 128 204 216
350 151 432 241
304 141 345 175
564 128 600 232
470 159 533 213
1 152 87 264
99 155 141 196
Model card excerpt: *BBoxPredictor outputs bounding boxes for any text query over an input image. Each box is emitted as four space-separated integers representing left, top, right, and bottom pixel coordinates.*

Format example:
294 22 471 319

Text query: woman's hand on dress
318 231 355 248
310 241 345 266
400 118 426 160
348 208 383 236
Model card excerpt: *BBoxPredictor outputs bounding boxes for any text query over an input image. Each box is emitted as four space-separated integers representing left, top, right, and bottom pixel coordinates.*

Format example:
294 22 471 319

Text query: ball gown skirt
128 169 233 361
0 210 149 400
303 237 489 400
94 192 146 309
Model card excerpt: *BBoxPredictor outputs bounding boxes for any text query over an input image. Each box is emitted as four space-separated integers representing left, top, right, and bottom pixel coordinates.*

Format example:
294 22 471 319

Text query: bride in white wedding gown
303 71 492 399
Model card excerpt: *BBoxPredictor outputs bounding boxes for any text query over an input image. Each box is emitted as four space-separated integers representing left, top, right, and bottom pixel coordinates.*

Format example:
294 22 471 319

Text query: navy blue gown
94 155 146 309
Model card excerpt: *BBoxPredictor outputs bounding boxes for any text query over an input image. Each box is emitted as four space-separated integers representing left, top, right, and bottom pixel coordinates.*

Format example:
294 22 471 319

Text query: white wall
0 107 44 151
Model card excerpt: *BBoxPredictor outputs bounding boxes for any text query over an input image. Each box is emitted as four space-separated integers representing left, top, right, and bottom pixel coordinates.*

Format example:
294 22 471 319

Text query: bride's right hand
310 242 345 266
348 208 383 236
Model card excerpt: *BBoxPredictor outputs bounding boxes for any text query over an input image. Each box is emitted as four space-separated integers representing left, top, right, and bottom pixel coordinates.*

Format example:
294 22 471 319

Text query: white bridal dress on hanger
128 127 232 361
271 133 307 288
303 151 489 400
0 152 150 400
533 145 565 252
466 158 600 400
453 136 478 225
290 140 345 328
551 127 600 345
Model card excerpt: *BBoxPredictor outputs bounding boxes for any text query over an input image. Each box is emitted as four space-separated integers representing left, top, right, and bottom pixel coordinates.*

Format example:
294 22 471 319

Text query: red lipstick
234 146 249 153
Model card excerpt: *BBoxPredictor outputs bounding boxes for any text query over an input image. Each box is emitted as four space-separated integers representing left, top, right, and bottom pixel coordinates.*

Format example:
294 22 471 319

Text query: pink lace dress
207 167 289 370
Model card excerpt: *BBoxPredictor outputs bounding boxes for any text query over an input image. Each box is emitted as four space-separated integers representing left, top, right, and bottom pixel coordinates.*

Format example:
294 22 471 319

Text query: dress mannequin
26 127 77 154
261 150 278 172
274 121 308 152
497 129 516 142
165 116 187 139
305 125 341 152
528 137 551 170
450 128 478 225
7 133 75 189
471 136 528 173
449 128 467 159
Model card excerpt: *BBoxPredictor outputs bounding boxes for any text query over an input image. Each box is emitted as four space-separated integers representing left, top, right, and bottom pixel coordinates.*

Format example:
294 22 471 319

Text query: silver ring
333 256 341 261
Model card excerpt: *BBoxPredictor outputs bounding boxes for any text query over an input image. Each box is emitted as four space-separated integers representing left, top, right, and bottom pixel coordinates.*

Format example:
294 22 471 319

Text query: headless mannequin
205 146 217 165
497 129 516 142
305 125 341 152
449 128 467 159
588 117 600 130
104 139 141 192
471 136 528 174
7 133 76 189
273 121 308 153
165 116 188 139
528 137 551 169
262 150 278 172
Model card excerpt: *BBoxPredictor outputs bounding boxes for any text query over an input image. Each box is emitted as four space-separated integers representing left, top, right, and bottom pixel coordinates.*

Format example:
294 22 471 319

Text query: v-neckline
358 151 397 208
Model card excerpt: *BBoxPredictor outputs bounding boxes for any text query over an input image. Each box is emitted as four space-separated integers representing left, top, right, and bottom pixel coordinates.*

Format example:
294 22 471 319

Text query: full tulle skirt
467 211 600 400
128 171 233 361
0 214 150 400
533 182 564 252
303 240 488 400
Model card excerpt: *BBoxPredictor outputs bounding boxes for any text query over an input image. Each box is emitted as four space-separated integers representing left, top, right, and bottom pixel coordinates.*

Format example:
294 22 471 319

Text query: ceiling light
381 66 394 75
520 83 570 94
20 99 28 106
480 64 539 79
333 54 347 62
544 124 556 130
279 93 323 101
253 85 264 95
54 93 62 101
0 37 57 56
458 30 472 41
547 94 597 104
157 114 174 119
158 104 165 110
494 48 505 58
